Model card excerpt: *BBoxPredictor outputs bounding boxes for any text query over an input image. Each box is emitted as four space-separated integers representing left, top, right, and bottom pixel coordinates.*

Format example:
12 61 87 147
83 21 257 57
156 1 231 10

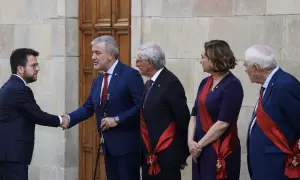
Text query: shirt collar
12 74 27 85
107 60 119 75
262 66 279 89
151 68 164 82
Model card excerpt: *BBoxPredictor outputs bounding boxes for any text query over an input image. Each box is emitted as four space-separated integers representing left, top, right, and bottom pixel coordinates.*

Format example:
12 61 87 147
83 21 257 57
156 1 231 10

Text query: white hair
138 42 166 70
244 45 277 70
91 35 119 59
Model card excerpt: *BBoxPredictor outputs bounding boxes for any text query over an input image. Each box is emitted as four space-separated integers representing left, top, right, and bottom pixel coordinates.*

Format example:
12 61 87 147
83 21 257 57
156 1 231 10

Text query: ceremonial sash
198 76 238 180
140 80 176 175
256 88 300 178
140 111 176 175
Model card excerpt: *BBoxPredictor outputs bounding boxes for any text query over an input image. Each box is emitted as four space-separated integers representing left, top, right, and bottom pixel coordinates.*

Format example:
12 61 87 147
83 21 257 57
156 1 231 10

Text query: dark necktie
101 73 109 105
250 86 266 126
260 86 266 97
143 80 154 108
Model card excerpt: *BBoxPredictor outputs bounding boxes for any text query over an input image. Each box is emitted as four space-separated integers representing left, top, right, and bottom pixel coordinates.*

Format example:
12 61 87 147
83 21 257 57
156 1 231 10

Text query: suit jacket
0 75 60 165
247 68 300 180
141 68 190 170
68 61 144 156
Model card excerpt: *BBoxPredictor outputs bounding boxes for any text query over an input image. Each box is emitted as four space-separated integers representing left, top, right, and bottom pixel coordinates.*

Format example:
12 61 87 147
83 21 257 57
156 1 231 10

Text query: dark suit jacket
68 61 144 156
0 75 60 165
247 68 300 180
141 68 190 170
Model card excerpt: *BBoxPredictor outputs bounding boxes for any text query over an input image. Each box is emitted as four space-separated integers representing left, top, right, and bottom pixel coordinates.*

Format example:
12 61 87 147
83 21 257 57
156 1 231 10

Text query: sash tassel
140 101 176 176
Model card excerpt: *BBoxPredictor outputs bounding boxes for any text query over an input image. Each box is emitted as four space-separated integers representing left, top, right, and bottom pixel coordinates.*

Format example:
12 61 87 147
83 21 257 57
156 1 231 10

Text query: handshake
57 115 119 130
59 115 70 130
57 115 119 131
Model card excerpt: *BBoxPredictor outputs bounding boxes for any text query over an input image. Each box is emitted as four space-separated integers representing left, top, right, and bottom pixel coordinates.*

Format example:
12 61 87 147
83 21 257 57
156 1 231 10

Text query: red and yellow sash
198 76 238 179
256 88 300 178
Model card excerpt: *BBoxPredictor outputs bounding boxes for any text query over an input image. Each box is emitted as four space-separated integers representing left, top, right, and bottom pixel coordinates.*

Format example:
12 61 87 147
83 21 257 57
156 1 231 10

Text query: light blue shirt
250 66 279 133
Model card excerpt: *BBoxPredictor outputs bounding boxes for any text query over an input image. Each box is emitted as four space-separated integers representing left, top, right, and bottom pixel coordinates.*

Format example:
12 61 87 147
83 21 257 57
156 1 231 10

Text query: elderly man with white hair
136 42 190 180
245 45 300 180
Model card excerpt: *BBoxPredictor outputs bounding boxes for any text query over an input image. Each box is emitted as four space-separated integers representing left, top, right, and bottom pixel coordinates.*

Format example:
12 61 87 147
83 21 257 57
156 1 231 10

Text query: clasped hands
188 140 203 163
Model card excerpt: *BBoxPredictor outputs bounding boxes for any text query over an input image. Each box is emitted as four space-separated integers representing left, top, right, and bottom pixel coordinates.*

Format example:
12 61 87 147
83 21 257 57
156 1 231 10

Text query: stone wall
131 0 300 179
0 0 300 179
0 0 79 179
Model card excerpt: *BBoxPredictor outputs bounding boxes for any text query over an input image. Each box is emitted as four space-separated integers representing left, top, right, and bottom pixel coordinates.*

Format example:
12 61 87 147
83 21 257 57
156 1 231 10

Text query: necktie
101 73 109 105
260 86 266 97
251 86 266 119
249 86 266 133
143 80 154 108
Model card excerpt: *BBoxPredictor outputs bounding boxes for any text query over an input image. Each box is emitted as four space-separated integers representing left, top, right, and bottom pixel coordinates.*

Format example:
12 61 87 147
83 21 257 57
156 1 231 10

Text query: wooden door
78 0 131 179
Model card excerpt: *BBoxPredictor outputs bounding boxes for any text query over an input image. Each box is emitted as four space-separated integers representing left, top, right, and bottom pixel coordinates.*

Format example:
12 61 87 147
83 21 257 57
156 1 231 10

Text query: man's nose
92 53 96 59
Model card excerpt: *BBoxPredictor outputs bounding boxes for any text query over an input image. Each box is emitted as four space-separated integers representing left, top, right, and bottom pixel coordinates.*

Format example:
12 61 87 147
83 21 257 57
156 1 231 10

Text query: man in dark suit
245 45 300 180
0 48 69 180
63 35 144 180
136 43 190 180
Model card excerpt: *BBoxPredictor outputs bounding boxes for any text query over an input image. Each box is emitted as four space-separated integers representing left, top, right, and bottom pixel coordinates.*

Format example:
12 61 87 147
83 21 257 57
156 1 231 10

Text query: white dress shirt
100 60 119 105
249 66 279 134
150 68 164 83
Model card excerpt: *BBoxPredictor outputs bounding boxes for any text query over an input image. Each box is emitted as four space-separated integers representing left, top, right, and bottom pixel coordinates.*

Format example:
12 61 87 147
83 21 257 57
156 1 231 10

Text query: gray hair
138 42 166 70
91 35 119 59
244 45 277 70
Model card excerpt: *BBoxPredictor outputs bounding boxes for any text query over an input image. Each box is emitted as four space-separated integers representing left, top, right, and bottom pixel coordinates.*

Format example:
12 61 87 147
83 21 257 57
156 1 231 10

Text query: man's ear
17 65 24 74
108 52 114 61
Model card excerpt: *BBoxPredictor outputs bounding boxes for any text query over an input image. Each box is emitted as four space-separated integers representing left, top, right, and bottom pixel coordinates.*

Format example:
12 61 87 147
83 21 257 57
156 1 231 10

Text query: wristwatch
114 116 120 122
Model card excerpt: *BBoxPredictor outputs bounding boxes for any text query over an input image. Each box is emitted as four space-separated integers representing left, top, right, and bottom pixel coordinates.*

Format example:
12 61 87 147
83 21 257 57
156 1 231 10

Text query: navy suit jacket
68 61 144 156
0 75 61 165
247 68 300 180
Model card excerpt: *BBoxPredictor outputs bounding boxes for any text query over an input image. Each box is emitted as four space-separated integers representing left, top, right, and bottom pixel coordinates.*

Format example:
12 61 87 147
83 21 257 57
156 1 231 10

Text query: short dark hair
204 40 236 72
10 48 39 74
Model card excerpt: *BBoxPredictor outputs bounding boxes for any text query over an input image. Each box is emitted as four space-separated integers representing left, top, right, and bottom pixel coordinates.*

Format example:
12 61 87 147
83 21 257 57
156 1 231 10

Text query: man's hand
60 115 70 130
101 117 118 131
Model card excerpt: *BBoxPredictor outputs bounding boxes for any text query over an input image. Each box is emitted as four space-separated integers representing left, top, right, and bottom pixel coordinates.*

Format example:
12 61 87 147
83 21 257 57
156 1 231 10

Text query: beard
23 71 37 83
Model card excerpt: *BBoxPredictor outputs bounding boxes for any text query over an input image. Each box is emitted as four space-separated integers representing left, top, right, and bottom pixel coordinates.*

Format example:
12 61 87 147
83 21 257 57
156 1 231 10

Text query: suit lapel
107 61 122 94
145 68 167 106
95 73 104 109
262 69 281 105
101 61 123 106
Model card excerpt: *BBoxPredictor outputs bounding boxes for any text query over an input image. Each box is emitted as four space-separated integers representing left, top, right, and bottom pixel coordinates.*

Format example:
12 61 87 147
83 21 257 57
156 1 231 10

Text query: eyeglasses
135 59 150 64
26 63 39 70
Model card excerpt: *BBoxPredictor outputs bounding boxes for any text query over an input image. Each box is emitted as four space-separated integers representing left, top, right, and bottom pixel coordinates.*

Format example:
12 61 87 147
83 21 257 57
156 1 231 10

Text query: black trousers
0 162 28 180
142 165 181 180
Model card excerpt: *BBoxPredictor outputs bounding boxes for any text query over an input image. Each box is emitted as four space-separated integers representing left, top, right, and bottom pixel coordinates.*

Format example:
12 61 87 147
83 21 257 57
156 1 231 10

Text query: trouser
0 162 28 180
